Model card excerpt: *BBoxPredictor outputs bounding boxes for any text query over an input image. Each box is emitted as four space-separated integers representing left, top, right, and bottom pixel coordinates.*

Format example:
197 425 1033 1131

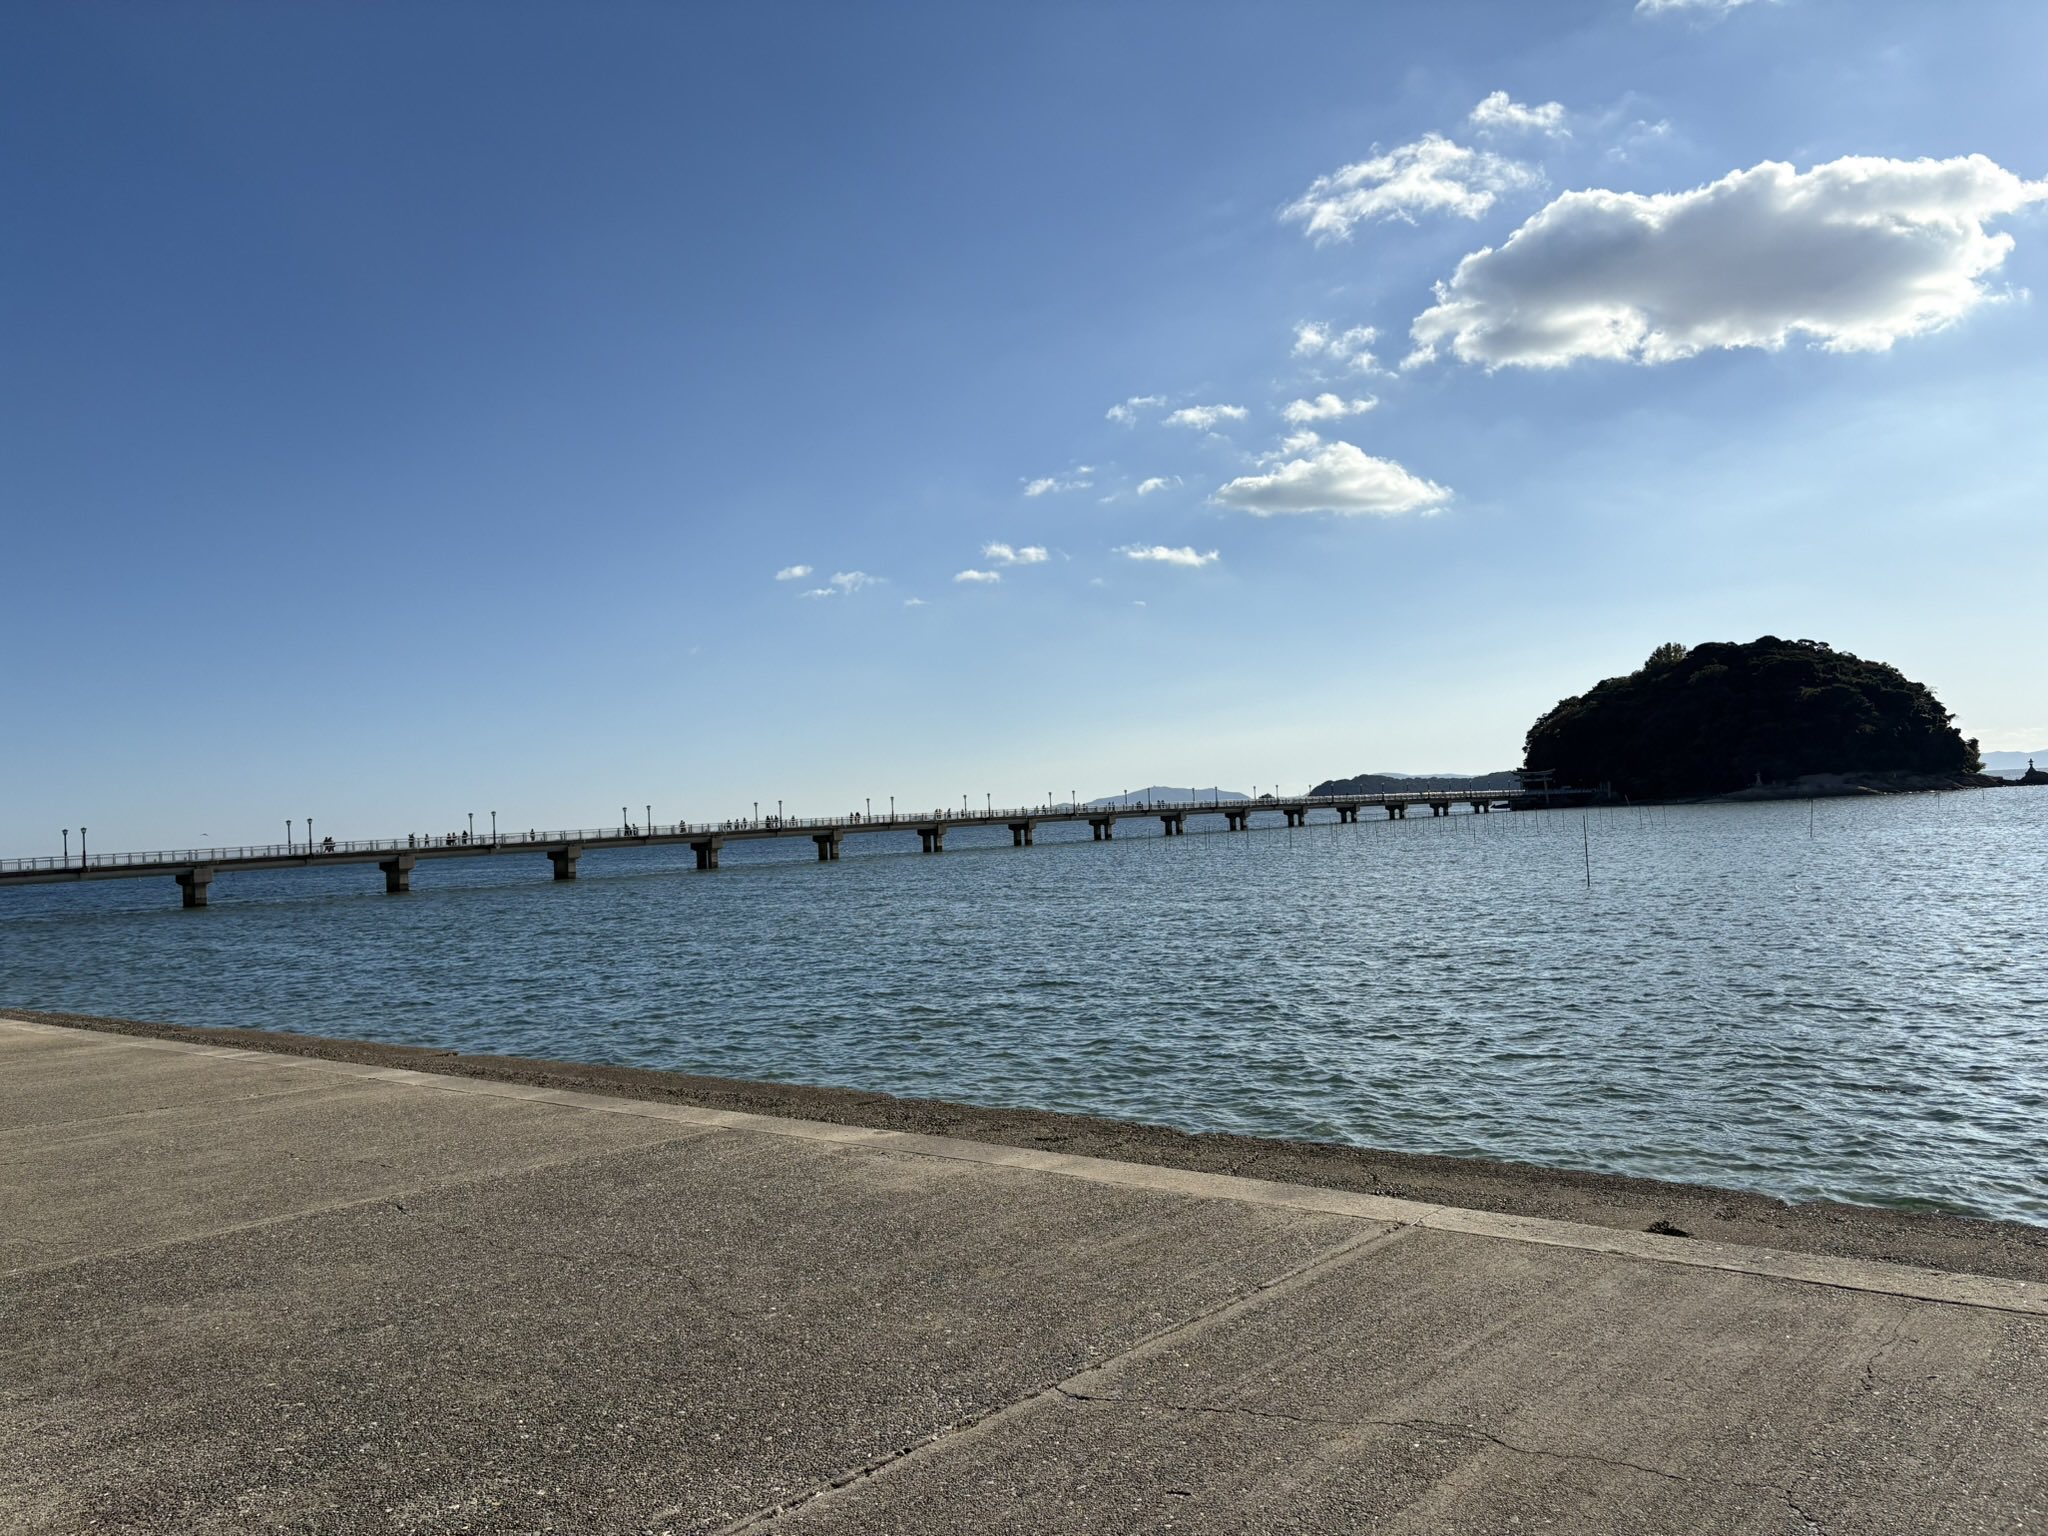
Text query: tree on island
1523 636 1981 799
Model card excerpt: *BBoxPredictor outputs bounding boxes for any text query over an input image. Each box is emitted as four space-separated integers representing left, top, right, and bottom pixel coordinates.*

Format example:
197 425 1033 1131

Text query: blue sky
4 0 2045 851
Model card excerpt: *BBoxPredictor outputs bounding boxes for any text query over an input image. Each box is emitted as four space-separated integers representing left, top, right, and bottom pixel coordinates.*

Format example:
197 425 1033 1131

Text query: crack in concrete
1780 1484 1826 1534
706 1223 1419 1532
1858 1319 1905 1393
1049 1386 1695 1486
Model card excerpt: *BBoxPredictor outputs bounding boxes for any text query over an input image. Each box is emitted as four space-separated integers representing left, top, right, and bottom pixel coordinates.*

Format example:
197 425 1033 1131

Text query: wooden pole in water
1582 813 1591 888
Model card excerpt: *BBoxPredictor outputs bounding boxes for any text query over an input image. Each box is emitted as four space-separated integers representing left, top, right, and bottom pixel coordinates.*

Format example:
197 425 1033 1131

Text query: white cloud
1135 476 1179 496
1164 403 1249 430
1282 393 1377 424
1023 470 1093 496
983 542 1049 566
1291 321 1380 373
1637 0 1760 13
1105 394 1167 424
903 597 928 607
1283 133 1541 242
1274 429 1322 457
1470 91 1568 137
800 571 880 597
774 564 812 581
1116 544 1220 568
1408 154 2048 369
1214 440 1450 517
954 569 1002 584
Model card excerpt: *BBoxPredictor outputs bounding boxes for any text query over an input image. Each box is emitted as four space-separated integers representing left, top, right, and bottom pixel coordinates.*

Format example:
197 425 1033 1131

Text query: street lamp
468 811 475 842
866 797 871 820
61 829 69 867
80 826 87 866
753 801 758 826
777 798 783 825
985 792 991 815
285 820 292 852
304 819 311 853
622 805 629 833
889 795 895 819
492 810 499 844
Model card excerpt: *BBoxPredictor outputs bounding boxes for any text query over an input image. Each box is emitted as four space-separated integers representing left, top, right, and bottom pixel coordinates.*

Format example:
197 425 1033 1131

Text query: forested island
1523 637 1990 800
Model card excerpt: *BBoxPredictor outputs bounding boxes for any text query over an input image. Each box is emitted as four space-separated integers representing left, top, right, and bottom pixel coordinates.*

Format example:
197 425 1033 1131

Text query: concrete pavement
3 1016 2043 1534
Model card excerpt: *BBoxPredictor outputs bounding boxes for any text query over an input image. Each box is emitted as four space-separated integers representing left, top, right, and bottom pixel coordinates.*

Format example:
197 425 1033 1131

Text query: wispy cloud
1292 322 1380 373
1636 0 1762 14
1023 469 1094 496
1469 91 1568 137
1282 393 1377 424
774 564 812 581
903 597 928 607
1214 440 1449 517
1135 476 1180 496
798 570 882 597
1283 133 1540 242
983 542 1049 566
1164 404 1248 431
1116 544 1220 568
1105 394 1167 425
954 569 1002 584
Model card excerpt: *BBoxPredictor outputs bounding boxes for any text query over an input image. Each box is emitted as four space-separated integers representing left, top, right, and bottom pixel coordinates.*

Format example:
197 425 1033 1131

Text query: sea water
4 792 2043 1223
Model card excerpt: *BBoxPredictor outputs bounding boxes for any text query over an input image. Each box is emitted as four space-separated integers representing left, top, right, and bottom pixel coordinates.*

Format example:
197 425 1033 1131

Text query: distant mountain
1309 770 1522 796
1085 786 1248 808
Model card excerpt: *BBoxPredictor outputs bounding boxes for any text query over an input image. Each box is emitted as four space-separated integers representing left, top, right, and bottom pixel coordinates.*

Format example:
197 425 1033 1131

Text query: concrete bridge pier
1387 805 1406 819
1471 800 1493 813
812 832 842 862
1008 821 1035 847
1336 806 1359 824
918 827 946 854
547 846 582 881
174 867 214 909
691 838 721 871
379 855 415 894
1224 809 1248 831
1430 802 1450 817
1283 808 1307 828
1159 813 1185 837
1089 818 1115 841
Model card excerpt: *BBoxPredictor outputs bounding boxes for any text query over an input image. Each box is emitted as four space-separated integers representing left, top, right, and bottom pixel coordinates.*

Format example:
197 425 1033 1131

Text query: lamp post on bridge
777 799 783 827
753 801 758 827
866 797 871 821
285 820 292 853
80 826 87 866
61 829 68 868
468 812 475 843
889 795 894 820
305 819 311 853
492 810 498 845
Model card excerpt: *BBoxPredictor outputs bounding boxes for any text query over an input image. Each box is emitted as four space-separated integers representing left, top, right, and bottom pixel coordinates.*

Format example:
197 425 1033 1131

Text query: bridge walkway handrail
0 787 1570 875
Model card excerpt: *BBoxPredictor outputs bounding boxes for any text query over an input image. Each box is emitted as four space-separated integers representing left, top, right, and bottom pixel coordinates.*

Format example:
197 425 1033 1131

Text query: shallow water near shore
4 792 2045 1223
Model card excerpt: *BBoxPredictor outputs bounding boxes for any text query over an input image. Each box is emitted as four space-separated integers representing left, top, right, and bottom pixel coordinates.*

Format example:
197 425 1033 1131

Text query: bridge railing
2 788 1567 875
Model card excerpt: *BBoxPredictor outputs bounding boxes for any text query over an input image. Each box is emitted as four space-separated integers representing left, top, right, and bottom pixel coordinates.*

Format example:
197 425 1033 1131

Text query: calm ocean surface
4 793 2044 1223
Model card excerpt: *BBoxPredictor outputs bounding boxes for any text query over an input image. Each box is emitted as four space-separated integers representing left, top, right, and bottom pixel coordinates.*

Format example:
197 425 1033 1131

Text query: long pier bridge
0 787 1600 908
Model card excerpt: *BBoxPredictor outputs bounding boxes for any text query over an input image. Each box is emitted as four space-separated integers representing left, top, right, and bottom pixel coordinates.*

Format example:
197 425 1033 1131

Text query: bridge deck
0 788 1600 905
